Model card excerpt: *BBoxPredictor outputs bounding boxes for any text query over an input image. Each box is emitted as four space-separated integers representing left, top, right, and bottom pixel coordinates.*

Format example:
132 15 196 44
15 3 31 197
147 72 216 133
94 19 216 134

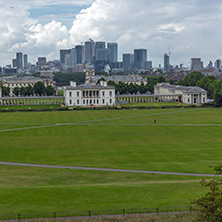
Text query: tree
45 85 55 96
96 77 106 85
192 164 222 222
1 86 10 96
34 81 46 96
20 86 26 96
13 87 20 97
25 84 34 96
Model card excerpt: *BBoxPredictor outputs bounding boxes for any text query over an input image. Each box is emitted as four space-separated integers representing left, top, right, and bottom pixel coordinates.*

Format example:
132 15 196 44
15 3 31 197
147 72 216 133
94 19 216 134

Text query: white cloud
1 0 222 67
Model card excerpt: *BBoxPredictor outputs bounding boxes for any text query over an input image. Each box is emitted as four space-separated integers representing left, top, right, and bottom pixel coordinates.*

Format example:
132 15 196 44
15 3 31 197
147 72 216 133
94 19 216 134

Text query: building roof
65 83 115 90
157 83 207 93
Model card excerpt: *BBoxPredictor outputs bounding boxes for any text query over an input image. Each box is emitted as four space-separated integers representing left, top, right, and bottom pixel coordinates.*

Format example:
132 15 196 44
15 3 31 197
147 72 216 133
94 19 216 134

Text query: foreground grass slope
0 107 220 215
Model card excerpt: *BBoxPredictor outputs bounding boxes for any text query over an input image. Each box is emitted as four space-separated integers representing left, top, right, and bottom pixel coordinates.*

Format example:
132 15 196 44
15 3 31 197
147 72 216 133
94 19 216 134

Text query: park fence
0 206 198 221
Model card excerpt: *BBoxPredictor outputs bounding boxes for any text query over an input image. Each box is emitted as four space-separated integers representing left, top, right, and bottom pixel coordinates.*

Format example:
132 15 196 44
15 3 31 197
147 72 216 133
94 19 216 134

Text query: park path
0 161 219 177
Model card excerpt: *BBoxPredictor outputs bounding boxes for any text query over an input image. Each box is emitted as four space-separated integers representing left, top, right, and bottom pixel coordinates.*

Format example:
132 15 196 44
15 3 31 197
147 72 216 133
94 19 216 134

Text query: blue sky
1 0 222 68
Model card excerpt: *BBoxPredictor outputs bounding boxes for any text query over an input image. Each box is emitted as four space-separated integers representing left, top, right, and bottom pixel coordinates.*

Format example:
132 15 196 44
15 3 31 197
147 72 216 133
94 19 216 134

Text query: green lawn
0 107 220 215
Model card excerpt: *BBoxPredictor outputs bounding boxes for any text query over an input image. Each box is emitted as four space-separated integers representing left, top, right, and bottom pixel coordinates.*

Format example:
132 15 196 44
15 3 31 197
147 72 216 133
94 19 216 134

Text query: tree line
105 76 167 95
1 82 55 97
177 71 222 105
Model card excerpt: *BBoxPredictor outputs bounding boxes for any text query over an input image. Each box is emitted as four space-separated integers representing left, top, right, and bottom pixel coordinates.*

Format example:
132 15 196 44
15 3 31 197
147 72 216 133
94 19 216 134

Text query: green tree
20 86 26 96
45 85 55 96
13 87 20 97
158 76 166 83
192 164 222 222
25 84 34 96
96 78 106 85
34 82 46 96
1 86 10 96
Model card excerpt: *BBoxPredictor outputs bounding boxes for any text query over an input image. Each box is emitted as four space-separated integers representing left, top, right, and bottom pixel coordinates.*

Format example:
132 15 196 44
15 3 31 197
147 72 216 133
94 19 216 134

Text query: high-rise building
215 59 221 70
12 59 17 68
123 53 134 70
164 53 170 72
84 38 95 63
24 54 28 68
75 45 84 64
95 41 106 61
107 43 118 62
60 49 71 68
191 58 202 71
38 57 47 68
16 52 23 69
133 49 147 69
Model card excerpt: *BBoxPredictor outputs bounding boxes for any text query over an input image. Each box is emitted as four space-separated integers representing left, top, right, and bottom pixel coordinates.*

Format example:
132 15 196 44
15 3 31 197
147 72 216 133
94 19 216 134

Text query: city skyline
1 0 222 67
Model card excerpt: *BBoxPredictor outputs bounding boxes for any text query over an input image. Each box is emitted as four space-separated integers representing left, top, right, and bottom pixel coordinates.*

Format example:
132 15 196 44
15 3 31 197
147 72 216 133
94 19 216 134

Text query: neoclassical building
0 67 54 97
154 83 207 104
63 63 115 106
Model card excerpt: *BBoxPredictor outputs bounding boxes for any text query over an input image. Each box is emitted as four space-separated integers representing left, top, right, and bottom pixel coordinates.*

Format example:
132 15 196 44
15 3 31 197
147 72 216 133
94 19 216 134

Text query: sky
1 0 222 68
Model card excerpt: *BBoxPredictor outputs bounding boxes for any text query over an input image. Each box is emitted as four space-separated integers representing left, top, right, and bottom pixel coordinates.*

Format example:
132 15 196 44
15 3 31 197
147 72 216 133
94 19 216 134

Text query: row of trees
53 72 85 84
177 71 222 105
105 76 167 95
1 82 55 97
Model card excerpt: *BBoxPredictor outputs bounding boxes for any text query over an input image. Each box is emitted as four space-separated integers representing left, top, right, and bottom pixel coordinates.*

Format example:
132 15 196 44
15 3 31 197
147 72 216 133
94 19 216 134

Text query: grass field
0 107 221 215
121 102 187 107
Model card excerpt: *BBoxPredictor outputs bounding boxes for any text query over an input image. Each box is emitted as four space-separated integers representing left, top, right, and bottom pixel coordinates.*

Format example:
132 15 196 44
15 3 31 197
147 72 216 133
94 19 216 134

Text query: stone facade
154 83 207 104
64 81 115 107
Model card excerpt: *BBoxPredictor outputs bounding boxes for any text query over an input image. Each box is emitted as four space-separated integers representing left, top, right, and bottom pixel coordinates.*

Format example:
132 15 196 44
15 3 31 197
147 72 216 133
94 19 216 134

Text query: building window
69 100 72 105
102 99 105 104
188 98 190 103
97 99 99 104
77 92 79 97
102 91 105 96
77 100 79 104
69 92 72 97
110 99 112 104
110 91 112 96
83 100 85 104
93 99 95 104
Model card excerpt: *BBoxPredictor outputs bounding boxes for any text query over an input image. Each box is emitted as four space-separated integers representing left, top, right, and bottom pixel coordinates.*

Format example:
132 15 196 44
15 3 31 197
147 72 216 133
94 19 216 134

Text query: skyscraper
24 54 28 68
107 43 118 62
215 59 221 70
191 58 202 71
95 41 106 61
38 57 46 68
134 49 147 69
84 38 95 63
60 49 71 68
75 45 84 64
164 53 170 72
123 53 134 70
16 52 23 69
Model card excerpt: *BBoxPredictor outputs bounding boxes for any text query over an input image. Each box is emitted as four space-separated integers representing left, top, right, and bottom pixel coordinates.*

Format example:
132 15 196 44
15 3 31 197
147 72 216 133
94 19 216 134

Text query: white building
64 81 115 106
64 62 115 107
154 83 207 104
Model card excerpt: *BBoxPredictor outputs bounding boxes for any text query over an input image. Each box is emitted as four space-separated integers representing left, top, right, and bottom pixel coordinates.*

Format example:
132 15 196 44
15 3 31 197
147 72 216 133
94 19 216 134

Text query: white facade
64 81 115 107
154 83 207 104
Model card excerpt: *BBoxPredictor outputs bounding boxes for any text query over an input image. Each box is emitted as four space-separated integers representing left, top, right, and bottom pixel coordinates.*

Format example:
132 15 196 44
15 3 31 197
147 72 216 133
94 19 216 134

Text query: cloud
1 0 222 67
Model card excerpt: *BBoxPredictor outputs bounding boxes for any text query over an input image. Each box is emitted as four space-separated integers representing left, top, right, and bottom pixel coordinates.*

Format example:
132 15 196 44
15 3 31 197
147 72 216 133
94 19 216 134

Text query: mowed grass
0 107 221 215
0 165 206 214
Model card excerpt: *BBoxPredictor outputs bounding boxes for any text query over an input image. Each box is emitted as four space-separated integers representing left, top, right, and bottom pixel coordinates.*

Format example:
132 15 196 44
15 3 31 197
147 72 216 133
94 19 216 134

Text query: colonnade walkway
0 96 64 105
116 94 182 104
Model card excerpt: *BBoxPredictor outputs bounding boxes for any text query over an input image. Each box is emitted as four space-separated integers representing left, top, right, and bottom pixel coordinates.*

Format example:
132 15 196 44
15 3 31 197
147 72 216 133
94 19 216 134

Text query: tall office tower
147 61 152 70
164 53 170 72
12 59 17 68
75 45 84 64
134 49 147 69
84 38 95 63
107 43 118 62
207 61 213 69
38 57 47 68
215 59 221 70
16 52 23 69
60 49 71 68
95 41 106 61
24 54 28 68
123 53 134 70
191 58 202 71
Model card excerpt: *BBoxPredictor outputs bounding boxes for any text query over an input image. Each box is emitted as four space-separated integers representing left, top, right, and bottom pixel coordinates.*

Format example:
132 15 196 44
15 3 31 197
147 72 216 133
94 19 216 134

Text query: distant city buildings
191 58 202 71
164 53 170 72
